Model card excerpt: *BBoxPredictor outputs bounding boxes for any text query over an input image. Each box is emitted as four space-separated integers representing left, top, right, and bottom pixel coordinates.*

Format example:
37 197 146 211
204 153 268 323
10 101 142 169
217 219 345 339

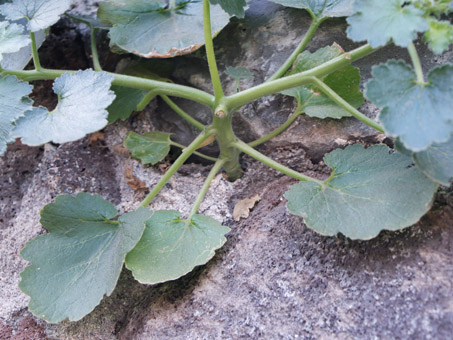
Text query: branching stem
170 140 218 162
160 95 205 130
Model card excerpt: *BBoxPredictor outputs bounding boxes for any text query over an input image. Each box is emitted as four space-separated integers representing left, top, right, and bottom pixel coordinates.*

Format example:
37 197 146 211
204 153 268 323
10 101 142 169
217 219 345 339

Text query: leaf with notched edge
126 210 229 284
0 21 30 62
19 193 153 323
268 0 355 19
124 131 172 165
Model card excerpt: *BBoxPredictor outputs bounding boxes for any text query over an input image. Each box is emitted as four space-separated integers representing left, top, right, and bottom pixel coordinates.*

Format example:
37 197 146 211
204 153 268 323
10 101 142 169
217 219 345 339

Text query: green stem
30 32 42 71
139 129 215 207
136 90 160 111
160 95 205 130
188 159 226 218
90 27 102 72
248 107 303 147
2 69 215 108
225 44 376 110
233 140 323 184
203 0 224 102
308 77 385 133
170 141 218 162
407 42 426 84
266 18 322 82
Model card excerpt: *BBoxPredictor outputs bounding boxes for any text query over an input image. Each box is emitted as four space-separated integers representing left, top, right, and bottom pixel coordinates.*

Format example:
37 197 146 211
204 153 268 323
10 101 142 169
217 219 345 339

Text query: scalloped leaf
424 19 453 55
0 75 33 155
0 0 72 32
124 131 171 165
366 61 453 152
126 210 229 284
282 44 364 119
98 0 230 58
0 21 30 61
13 70 115 146
107 86 148 124
346 0 428 47
285 144 438 240
210 0 247 18
268 0 354 18
19 193 153 323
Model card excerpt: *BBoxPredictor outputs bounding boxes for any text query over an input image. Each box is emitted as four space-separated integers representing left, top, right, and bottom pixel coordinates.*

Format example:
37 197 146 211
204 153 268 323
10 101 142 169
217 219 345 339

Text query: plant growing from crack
0 0 452 323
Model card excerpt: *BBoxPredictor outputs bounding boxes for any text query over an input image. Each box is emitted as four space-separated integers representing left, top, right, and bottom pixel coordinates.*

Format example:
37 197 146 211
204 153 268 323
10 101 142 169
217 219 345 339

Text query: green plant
0 0 452 323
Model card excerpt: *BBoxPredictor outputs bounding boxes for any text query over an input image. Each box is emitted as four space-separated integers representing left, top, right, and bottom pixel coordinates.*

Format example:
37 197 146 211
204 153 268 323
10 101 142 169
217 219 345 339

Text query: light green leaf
282 44 364 119
346 0 428 47
209 0 247 18
0 0 73 32
225 66 254 80
268 0 354 19
0 21 30 62
98 0 230 58
13 69 115 146
124 131 172 165
107 86 148 124
424 19 453 55
19 193 153 323
0 75 33 155
285 144 438 240
366 61 453 152
126 210 230 284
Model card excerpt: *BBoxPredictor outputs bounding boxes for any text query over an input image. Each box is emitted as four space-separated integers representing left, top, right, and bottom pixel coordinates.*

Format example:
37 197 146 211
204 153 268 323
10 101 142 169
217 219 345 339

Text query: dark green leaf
98 0 230 58
347 0 428 47
285 144 438 240
19 193 153 323
366 61 453 152
424 19 453 55
210 0 247 18
124 131 172 165
0 75 33 155
282 44 364 119
126 210 229 284
107 86 148 124
13 70 115 146
0 21 30 62
268 0 354 18
0 0 72 32
225 66 254 79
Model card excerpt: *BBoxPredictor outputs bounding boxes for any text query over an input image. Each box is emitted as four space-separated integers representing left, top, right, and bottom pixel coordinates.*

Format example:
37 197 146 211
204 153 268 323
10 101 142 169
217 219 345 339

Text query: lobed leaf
282 44 364 119
424 19 453 55
107 86 148 124
0 75 33 155
209 0 247 18
126 210 230 284
124 131 172 165
268 0 355 19
366 61 453 152
0 0 73 32
0 21 30 62
285 144 438 240
13 69 115 146
346 0 428 47
19 193 153 323
98 0 230 58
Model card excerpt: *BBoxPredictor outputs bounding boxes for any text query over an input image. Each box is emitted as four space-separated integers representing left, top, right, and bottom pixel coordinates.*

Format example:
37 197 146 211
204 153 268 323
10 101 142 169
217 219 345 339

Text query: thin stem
308 77 385 133
188 159 226 218
2 68 216 108
160 95 205 130
30 32 42 71
136 90 160 111
139 129 215 207
203 0 224 102
90 27 102 71
266 18 322 82
170 141 218 162
233 140 323 184
224 44 376 110
407 42 426 84
248 108 303 147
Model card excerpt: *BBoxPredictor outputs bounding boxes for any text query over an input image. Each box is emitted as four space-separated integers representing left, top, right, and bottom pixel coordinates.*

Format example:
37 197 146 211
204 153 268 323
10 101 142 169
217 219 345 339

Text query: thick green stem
224 44 376 110
308 77 385 133
30 32 42 71
136 90 160 111
90 28 102 72
407 42 426 84
188 159 226 218
266 18 322 82
139 129 215 207
248 107 303 147
233 140 323 184
170 141 218 162
160 95 205 130
2 69 215 108
203 0 224 102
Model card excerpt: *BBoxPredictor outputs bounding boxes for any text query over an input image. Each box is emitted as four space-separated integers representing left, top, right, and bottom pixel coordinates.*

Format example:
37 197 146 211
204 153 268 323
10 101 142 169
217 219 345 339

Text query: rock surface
1 1 452 339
